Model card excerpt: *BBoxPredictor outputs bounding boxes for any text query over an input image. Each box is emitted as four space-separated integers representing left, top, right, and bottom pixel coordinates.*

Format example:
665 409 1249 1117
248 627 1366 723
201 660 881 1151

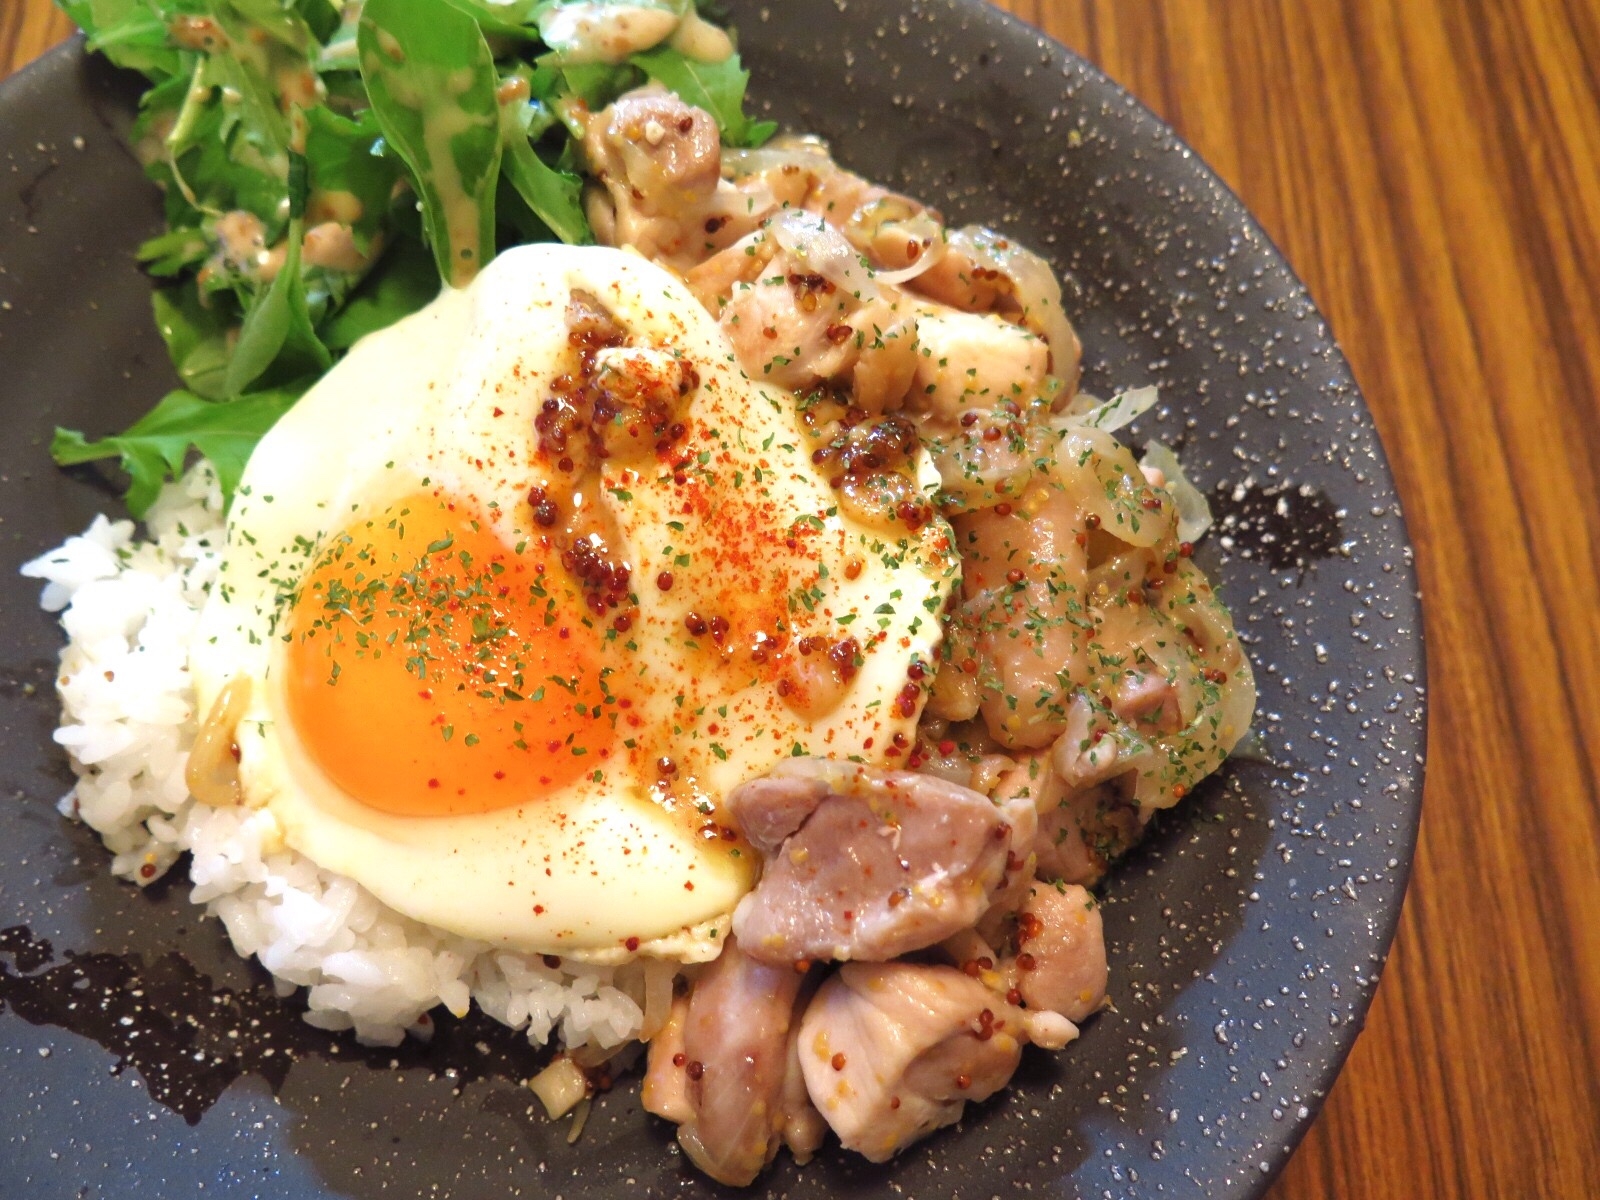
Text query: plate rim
0 13 1428 1198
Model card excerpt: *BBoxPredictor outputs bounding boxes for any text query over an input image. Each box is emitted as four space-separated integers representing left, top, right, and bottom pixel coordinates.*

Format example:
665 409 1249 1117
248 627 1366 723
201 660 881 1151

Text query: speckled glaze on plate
0 4 1425 1197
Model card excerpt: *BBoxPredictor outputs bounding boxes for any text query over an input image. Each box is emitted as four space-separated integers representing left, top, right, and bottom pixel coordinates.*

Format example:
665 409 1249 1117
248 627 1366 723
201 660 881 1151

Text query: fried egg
190 244 959 961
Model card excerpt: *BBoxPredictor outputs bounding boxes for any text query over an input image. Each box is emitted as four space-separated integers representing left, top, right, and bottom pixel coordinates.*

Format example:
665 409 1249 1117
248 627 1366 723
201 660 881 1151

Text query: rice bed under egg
23 462 658 1052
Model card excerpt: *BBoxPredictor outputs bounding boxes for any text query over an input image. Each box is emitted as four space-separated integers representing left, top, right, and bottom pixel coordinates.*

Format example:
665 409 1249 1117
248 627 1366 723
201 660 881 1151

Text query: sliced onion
717 226 770 258
722 136 833 179
769 209 878 300
872 212 946 282
1022 1010 1079 1051
638 958 677 1042
874 254 938 286
186 676 252 807
845 201 945 280
1050 427 1167 548
529 1055 590 1119
1139 439 1214 542
711 177 776 223
948 225 1078 369
844 194 923 241
929 419 1049 513
566 1097 593 1143
1058 385 1160 433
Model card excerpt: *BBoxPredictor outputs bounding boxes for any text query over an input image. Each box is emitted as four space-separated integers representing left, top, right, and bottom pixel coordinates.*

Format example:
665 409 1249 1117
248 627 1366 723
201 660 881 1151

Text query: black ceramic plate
0 4 1425 1198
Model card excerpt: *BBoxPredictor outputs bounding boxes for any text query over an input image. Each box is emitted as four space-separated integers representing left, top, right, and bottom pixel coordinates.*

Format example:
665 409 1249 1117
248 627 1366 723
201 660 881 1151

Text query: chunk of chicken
951 480 1091 749
975 755 1046 942
702 159 820 248
682 228 776 313
797 961 1024 1162
717 265 858 389
926 633 982 721
779 1003 829 1164
909 309 1049 423
640 938 818 1186
1048 688 1181 799
848 296 921 413
581 88 723 266
985 749 1142 887
907 225 1082 384
909 245 1010 314
690 233 920 410
1109 665 1184 734
1033 780 1145 887
1008 882 1108 1023
726 758 1025 965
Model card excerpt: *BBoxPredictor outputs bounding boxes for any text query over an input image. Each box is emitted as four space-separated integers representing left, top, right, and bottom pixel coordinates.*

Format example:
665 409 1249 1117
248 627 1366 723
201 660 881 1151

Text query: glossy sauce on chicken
572 82 1256 1184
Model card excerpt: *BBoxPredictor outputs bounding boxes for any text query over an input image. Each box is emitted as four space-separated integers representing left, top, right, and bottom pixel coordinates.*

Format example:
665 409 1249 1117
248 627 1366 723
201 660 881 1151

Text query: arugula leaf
558 61 641 108
321 236 441 351
296 0 341 44
59 0 187 82
224 154 333 396
162 53 290 231
630 47 775 147
438 0 546 38
359 0 505 286
130 69 188 147
51 386 306 515
138 227 211 278
501 138 589 245
225 0 317 52
302 106 404 249
192 23 292 164
498 81 591 245
152 286 233 400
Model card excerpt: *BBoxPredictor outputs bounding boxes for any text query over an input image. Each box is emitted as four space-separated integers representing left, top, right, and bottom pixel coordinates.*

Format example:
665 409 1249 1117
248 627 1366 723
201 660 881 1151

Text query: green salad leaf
224 218 333 396
224 152 333 395
302 106 404 251
438 0 546 39
58 0 185 80
52 386 306 516
321 237 442 352
500 76 591 246
52 0 778 511
631 48 776 148
358 0 504 287
152 285 231 400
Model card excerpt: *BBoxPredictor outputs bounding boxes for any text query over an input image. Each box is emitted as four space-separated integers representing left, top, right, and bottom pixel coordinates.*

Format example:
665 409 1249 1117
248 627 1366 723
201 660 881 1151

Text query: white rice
22 462 651 1050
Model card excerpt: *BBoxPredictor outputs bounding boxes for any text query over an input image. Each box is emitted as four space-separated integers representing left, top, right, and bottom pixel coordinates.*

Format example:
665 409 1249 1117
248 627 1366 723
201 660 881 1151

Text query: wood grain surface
5 3 1598 1197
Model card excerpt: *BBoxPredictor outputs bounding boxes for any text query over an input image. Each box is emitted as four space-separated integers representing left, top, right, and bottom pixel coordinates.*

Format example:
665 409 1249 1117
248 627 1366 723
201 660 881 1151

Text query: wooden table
6 2 1598 1196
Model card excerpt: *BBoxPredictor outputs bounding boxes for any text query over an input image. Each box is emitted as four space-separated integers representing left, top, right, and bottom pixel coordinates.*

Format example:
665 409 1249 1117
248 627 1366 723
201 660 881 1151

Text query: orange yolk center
284 494 612 817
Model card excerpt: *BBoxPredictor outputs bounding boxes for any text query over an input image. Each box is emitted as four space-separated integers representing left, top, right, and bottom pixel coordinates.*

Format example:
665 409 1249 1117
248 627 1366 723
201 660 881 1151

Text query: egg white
191 244 959 960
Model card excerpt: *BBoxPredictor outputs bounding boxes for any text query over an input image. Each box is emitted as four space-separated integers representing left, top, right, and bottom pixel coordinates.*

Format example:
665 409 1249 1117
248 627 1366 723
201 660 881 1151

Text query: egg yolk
284 494 612 817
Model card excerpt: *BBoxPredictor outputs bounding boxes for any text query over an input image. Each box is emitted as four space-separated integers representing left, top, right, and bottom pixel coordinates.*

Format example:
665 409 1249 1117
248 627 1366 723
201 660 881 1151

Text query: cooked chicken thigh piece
726 759 1027 965
581 88 723 266
1033 781 1145 887
640 938 819 1185
952 480 1091 750
796 961 1024 1162
640 993 692 1123
1002 881 1108 1024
